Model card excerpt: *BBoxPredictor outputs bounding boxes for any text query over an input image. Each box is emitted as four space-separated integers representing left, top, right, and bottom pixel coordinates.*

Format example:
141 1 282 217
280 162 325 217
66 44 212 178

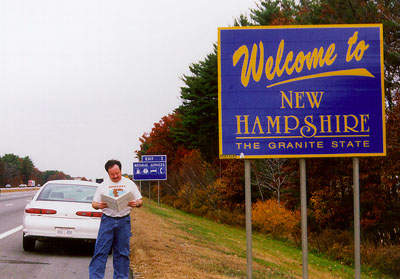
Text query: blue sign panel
218 25 385 158
142 155 167 162
133 162 167 181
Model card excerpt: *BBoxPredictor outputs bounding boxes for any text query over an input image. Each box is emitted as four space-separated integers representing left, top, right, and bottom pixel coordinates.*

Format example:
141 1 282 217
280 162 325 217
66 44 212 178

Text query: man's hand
128 199 143 208
92 201 108 210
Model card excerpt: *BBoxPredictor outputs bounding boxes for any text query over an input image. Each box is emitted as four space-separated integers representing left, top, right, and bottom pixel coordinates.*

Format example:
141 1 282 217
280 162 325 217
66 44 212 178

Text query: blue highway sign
133 161 167 181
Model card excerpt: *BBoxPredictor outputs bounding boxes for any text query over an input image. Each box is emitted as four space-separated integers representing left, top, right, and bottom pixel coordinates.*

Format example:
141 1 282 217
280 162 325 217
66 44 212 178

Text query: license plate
55 227 74 237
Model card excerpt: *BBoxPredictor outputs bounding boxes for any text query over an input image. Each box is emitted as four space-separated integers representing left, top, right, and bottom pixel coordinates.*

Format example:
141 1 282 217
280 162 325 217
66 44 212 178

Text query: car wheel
23 234 35 251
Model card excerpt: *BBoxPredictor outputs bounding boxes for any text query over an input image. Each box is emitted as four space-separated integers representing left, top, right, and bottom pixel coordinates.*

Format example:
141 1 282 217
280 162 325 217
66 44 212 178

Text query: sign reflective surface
218 25 385 158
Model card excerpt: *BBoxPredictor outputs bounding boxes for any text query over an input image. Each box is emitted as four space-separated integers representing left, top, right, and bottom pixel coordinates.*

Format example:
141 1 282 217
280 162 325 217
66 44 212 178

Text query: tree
137 113 182 162
136 113 189 198
251 159 292 204
0 159 5 186
2 154 22 184
20 156 34 184
176 150 217 214
173 46 219 162
214 160 245 210
41 170 71 182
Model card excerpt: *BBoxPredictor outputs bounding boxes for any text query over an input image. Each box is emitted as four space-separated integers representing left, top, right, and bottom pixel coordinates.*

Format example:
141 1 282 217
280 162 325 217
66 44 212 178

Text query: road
0 190 114 279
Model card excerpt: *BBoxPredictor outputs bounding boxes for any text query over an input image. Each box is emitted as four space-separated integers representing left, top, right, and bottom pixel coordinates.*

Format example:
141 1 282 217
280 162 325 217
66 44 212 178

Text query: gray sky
0 0 258 180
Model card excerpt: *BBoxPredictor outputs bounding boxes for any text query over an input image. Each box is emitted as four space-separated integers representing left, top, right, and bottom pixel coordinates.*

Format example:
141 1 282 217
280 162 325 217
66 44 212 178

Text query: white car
23 180 102 251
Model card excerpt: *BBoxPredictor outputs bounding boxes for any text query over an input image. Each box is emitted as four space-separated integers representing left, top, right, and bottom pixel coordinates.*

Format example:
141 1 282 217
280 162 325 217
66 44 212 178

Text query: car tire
23 234 35 251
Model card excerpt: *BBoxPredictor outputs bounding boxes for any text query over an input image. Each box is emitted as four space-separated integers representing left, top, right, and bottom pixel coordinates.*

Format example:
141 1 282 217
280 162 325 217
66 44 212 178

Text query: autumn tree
175 150 217 214
214 160 245 210
136 113 190 198
137 113 183 164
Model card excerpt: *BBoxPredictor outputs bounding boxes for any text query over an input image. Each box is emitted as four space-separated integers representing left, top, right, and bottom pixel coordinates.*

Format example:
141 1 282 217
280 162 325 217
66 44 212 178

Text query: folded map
101 191 134 212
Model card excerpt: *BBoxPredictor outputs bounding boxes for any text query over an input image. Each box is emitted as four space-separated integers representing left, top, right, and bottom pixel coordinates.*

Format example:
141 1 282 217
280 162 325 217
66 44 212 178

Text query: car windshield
37 183 97 203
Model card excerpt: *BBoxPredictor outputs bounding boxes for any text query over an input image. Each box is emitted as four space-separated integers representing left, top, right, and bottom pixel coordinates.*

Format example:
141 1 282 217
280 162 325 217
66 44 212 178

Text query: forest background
0 153 76 186
1 0 399 277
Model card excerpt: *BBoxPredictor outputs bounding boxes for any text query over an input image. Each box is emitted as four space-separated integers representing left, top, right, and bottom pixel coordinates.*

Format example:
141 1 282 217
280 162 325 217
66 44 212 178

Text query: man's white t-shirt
93 176 142 217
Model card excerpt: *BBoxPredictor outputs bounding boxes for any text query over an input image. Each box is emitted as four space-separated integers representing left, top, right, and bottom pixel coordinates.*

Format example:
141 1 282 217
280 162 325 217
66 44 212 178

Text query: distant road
0 190 114 279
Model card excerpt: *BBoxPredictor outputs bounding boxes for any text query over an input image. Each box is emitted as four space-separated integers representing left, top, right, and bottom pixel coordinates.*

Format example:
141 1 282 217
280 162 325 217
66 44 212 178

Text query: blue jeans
89 214 132 279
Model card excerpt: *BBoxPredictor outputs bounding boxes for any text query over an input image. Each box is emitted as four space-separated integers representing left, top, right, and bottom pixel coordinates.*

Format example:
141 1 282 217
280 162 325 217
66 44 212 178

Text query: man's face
108 164 122 183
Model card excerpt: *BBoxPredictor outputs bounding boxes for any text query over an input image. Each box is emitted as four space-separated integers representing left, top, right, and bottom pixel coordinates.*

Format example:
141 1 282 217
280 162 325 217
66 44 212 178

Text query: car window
37 183 97 203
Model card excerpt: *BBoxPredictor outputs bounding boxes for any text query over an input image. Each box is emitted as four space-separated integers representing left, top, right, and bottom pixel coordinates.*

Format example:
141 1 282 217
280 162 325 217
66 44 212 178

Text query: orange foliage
252 199 299 239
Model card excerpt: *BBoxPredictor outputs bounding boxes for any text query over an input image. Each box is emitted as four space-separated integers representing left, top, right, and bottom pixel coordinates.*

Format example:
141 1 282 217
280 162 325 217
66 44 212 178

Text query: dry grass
130 205 248 279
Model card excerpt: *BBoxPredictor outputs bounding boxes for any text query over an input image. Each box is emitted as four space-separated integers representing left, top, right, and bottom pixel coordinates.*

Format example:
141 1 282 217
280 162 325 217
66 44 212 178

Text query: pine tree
173 46 219 162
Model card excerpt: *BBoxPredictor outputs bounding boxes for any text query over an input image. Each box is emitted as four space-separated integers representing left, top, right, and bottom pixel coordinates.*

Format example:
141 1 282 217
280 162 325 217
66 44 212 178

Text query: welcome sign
218 25 385 159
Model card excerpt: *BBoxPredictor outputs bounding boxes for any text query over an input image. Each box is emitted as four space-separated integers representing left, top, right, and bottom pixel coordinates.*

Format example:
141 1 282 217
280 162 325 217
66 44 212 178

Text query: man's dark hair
105 159 122 172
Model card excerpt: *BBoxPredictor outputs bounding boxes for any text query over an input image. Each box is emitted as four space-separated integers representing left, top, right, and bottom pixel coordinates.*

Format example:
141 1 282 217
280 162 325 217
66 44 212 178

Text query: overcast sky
0 0 259 180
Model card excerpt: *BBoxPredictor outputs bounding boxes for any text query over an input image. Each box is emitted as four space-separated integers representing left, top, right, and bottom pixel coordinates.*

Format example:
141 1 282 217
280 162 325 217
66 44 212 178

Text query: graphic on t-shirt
109 188 126 197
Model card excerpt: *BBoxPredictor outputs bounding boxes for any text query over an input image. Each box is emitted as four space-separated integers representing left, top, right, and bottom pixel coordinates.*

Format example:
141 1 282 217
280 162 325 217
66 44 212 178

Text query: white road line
5 203 13 206
0 225 23 240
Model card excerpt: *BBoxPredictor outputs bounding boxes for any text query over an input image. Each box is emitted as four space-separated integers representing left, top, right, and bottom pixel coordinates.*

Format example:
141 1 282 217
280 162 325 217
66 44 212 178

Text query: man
89 159 143 279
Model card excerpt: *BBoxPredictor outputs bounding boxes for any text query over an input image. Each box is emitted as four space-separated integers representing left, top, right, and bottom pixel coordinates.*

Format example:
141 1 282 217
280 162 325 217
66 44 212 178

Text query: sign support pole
300 159 308 279
244 159 252 279
353 158 361 279
148 181 151 203
158 180 160 206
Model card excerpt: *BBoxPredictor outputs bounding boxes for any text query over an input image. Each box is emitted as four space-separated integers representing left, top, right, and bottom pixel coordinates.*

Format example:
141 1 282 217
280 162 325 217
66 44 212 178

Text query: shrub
210 208 246 227
252 199 299 239
308 229 400 277
308 229 353 264
362 242 400 277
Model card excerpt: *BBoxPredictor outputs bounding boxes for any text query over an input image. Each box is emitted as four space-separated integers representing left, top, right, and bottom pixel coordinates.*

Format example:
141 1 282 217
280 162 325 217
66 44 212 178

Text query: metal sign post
244 159 252 279
300 159 308 278
353 158 361 279
158 180 160 206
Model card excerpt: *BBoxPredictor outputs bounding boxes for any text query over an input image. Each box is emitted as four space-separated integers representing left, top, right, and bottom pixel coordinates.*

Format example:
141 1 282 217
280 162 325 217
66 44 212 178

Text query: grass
144 199 390 279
